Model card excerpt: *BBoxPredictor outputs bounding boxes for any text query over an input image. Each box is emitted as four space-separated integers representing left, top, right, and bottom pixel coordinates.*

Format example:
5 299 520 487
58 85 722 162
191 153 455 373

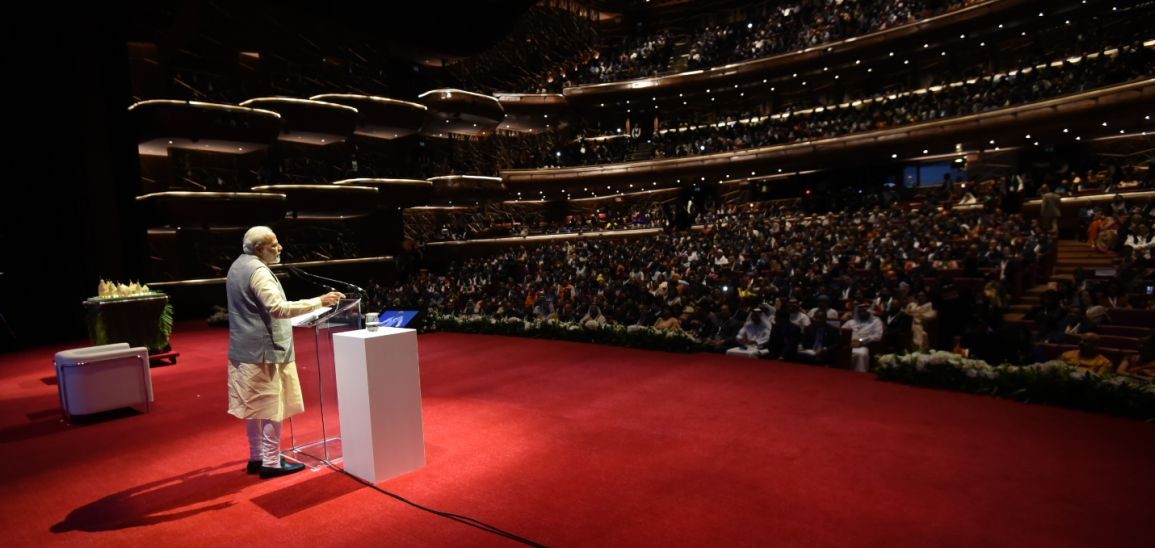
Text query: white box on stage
332 327 426 483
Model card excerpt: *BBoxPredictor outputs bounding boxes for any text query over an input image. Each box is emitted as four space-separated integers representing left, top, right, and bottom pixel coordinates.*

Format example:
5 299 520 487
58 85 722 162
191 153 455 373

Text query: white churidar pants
246 418 283 467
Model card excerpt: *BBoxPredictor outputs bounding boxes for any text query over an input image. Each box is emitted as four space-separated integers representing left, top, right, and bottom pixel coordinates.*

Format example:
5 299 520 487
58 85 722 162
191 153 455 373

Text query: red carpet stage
2 322 1153 546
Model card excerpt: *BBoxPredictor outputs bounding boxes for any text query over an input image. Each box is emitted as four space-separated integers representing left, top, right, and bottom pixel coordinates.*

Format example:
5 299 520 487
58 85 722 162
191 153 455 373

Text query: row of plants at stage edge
875 351 1155 421
429 314 705 353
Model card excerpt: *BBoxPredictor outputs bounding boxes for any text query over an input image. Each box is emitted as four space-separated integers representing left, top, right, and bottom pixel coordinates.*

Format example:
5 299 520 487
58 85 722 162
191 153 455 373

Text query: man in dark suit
797 310 843 365
881 299 913 353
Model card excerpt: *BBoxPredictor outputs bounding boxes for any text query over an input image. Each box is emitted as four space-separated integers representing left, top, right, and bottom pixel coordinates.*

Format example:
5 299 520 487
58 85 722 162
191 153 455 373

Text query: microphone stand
285 266 337 292
286 266 366 299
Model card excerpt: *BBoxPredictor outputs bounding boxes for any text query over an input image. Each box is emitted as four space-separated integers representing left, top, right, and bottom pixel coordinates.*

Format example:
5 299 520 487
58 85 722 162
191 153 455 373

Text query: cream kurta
227 266 322 421
904 301 937 352
228 360 304 421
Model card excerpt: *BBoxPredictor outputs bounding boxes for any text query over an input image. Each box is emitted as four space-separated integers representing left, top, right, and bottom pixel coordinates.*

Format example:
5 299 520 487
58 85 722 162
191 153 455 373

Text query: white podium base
333 328 426 483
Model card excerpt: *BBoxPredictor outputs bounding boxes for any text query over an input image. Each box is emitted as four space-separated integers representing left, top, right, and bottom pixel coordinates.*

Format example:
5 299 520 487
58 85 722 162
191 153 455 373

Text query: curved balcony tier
421 227 665 264
136 191 287 228
250 184 379 218
428 175 507 202
129 100 282 157
310 94 428 140
562 0 1044 102
504 79 1155 189
494 93 570 132
238 97 358 145
418 89 505 136
332 178 434 207
144 256 395 311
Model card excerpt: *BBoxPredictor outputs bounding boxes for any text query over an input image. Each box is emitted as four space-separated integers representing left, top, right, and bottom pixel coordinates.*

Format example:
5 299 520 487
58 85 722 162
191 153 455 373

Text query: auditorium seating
114 0 1152 364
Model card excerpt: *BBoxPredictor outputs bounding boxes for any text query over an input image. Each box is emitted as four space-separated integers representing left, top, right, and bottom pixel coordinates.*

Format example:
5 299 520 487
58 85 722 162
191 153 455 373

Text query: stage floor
2 324 1153 547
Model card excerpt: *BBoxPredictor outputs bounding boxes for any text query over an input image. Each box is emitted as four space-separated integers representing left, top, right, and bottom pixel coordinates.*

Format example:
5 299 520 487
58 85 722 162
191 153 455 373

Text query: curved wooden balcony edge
503 79 1155 184
953 189 1155 213
136 191 289 202
424 227 672 248
562 0 1027 99
146 256 396 287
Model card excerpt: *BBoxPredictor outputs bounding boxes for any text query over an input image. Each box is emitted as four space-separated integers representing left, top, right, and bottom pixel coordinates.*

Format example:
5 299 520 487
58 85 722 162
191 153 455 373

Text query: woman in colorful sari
1118 335 1155 382
1086 209 1103 247
1093 214 1120 254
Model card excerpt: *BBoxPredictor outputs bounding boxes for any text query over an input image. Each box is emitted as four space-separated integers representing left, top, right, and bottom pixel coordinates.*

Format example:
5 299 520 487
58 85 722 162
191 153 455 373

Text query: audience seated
1058 333 1116 375
726 307 771 358
797 309 842 366
500 39 1153 171
1118 335 1155 382
764 306 802 361
843 305 884 372
559 0 985 86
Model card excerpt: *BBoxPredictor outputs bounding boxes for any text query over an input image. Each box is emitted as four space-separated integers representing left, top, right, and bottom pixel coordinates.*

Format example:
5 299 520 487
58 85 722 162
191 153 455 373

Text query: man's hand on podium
320 291 346 307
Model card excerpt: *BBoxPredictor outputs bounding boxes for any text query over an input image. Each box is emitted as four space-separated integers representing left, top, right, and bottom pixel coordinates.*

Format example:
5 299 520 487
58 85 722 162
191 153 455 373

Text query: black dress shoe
259 461 306 479
247 457 290 474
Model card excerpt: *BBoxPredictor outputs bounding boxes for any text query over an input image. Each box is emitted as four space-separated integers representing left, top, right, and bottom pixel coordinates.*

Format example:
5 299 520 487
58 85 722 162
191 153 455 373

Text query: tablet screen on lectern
377 310 419 328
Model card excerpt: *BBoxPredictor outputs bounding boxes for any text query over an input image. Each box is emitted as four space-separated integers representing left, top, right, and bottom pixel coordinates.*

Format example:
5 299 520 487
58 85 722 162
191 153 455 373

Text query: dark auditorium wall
1 5 144 350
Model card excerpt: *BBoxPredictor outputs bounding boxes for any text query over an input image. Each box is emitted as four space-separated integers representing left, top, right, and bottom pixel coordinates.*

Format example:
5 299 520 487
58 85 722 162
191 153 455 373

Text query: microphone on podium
286 266 364 298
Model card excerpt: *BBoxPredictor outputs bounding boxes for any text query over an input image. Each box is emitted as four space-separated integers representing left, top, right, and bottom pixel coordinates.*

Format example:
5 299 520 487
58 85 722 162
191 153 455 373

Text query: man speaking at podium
226 226 344 479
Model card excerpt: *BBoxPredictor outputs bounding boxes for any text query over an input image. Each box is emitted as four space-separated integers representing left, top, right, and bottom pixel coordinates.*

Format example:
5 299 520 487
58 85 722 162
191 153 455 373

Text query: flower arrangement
94 279 162 300
875 351 1155 421
85 280 173 353
431 313 704 353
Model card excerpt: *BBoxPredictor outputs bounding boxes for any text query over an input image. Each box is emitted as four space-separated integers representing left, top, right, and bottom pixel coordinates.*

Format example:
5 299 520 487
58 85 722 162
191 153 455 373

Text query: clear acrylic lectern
287 297 361 467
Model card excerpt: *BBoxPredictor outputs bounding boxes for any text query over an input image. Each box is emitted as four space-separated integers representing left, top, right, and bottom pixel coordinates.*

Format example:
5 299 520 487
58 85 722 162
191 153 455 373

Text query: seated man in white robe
843 304 884 372
726 308 771 358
